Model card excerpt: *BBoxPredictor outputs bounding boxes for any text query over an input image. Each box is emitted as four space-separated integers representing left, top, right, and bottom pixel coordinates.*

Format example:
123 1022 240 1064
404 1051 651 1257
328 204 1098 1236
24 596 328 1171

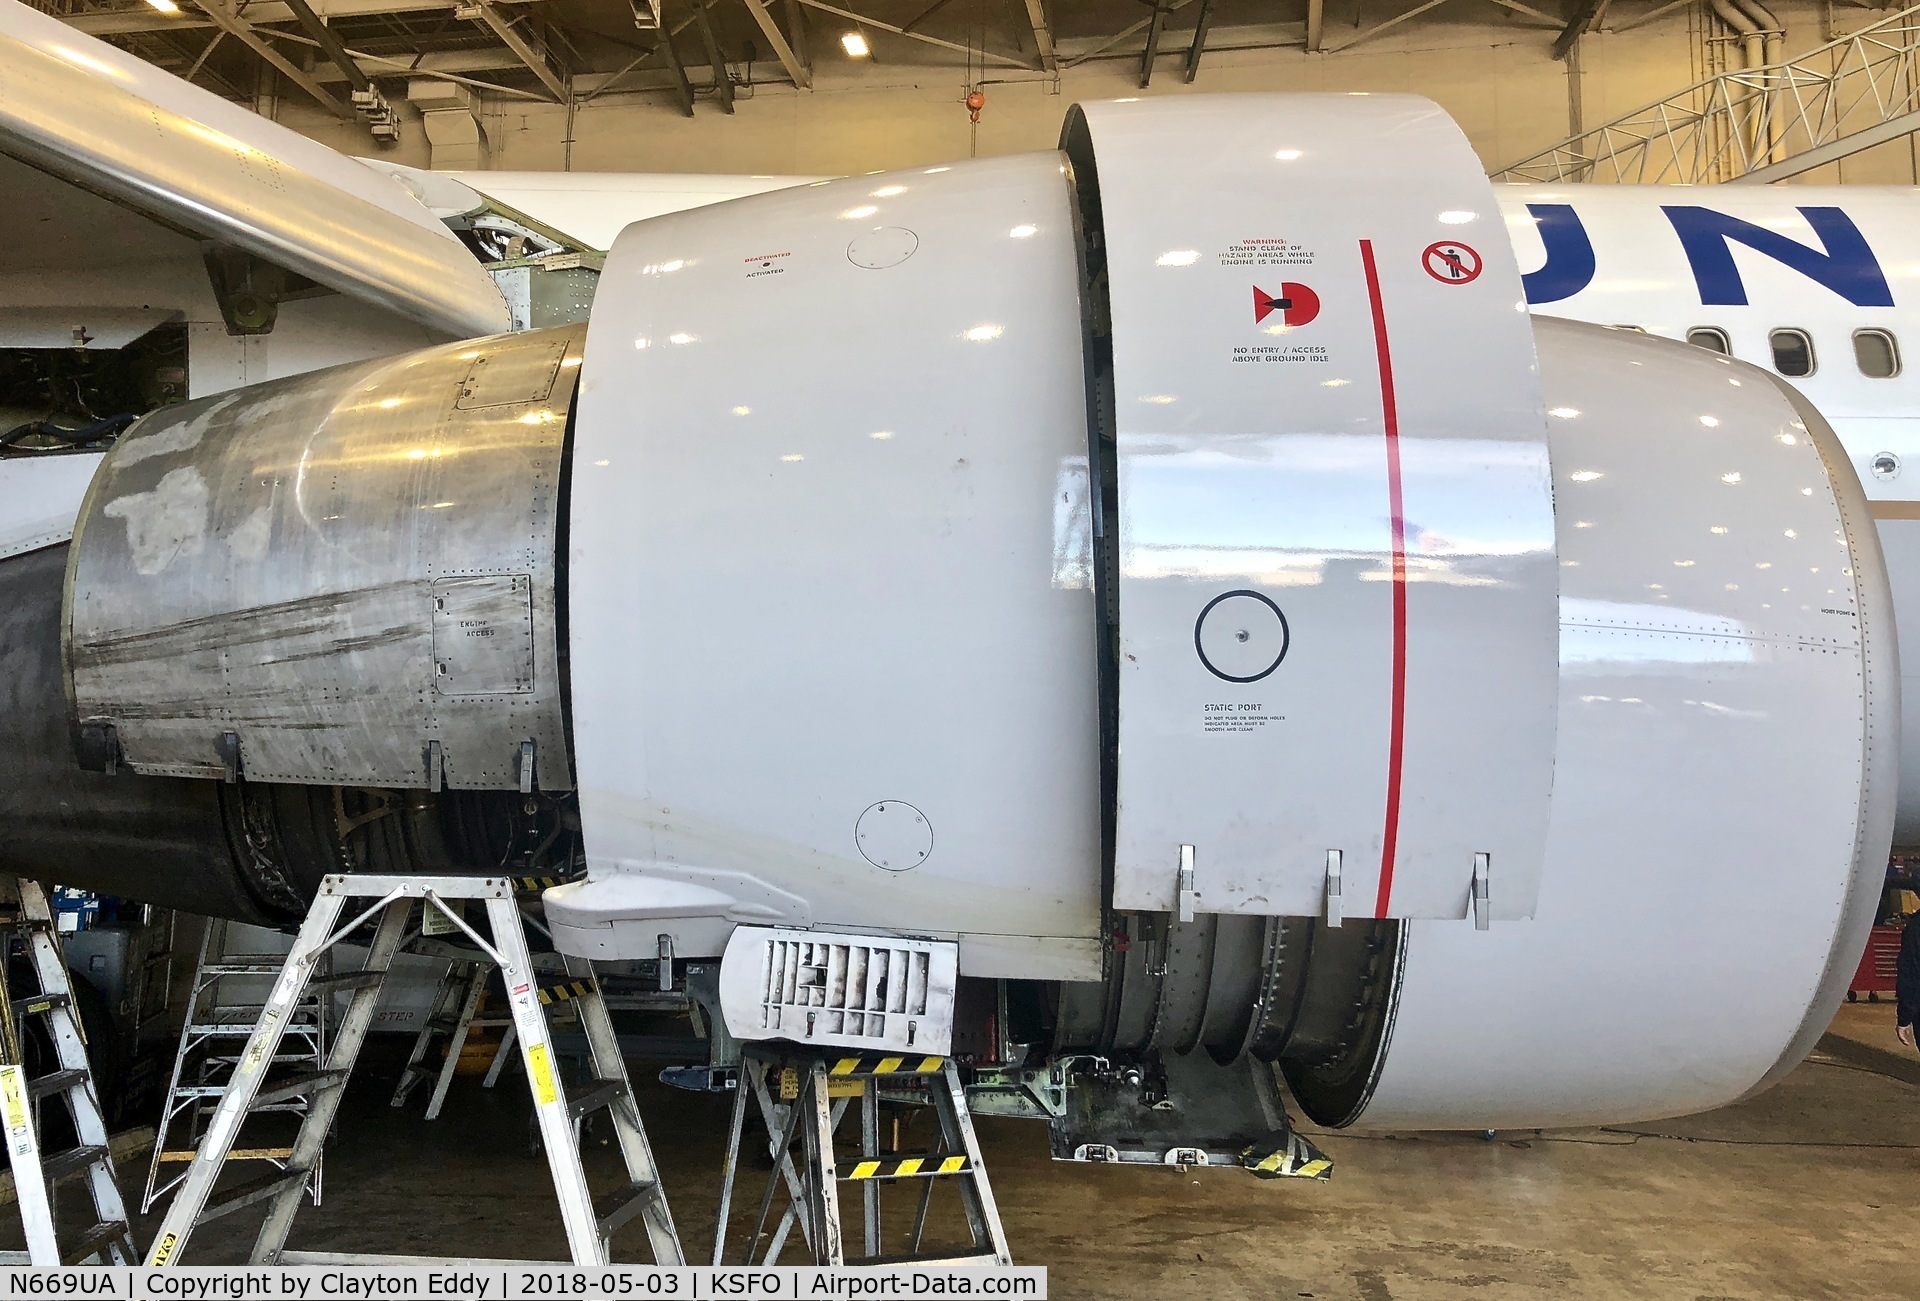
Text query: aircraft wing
0 0 509 339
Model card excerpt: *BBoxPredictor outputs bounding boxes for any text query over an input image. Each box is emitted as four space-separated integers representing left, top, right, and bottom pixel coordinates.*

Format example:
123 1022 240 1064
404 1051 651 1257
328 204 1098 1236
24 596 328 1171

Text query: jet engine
0 94 1892 1153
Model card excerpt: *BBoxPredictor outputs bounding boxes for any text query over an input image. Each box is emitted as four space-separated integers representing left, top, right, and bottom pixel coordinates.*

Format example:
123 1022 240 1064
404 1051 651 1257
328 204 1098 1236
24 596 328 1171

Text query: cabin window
1854 329 1900 378
1687 327 1731 354
1770 329 1815 377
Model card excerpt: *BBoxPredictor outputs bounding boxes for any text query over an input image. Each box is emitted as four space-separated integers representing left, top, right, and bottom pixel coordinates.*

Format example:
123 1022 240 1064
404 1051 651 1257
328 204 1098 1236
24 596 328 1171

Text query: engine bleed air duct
27 94 1896 1137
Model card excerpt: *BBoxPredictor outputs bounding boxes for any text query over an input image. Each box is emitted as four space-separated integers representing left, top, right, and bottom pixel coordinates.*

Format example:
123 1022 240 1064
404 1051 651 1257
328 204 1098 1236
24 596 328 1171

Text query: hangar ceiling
33 0 1753 128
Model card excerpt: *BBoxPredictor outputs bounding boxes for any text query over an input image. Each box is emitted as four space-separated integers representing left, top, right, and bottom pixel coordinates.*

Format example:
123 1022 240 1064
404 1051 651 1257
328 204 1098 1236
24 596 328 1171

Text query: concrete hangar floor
22 1002 1903 1301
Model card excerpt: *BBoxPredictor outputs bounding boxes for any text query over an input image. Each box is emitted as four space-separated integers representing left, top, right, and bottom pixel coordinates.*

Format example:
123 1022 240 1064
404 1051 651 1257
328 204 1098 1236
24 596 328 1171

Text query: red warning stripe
1359 239 1408 920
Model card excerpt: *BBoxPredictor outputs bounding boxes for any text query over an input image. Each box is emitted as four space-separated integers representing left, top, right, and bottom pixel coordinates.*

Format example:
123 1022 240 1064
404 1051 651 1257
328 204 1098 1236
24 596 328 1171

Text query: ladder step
40 1144 107 1183
26 1069 88 1101
857 1250 1003 1268
306 970 385 992
11 991 70 1018
591 1181 659 1238
252 1069 347 1108
185 1022 323 1037
177 1081 310 1098
842 1154 972 1181
159 1147 295 1163
60 1220 131 1267
567 1077 628 1120
197 1170 308 1224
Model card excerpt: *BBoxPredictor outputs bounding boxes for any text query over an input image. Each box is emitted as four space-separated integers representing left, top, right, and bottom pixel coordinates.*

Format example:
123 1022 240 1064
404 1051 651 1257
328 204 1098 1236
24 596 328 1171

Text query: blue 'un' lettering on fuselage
1662 205 1894 307
1520 204 1596 305
1519 202 1895 308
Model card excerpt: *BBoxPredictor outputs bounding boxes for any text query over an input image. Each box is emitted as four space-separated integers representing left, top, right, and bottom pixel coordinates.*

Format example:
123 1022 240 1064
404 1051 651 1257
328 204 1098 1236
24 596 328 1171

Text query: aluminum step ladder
142 916 329 1214
0 879 139 1265
387 955 499 1120
714 1048 1012 1267
144 873 683 1268
388 874 566 1118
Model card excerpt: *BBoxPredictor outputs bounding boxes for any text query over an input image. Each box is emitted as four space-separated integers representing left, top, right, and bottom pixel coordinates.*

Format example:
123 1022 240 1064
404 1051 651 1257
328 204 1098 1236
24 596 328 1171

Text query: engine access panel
64 326 582 792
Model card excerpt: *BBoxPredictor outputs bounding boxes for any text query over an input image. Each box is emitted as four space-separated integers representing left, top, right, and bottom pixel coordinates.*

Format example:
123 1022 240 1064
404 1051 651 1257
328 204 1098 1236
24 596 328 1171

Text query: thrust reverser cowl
1065 95 1560 925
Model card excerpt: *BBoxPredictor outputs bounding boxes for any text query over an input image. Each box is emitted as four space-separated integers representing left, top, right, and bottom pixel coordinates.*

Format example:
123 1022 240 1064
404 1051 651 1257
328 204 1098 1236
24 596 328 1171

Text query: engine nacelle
1354 317 1893 1129
4 93 1893 1137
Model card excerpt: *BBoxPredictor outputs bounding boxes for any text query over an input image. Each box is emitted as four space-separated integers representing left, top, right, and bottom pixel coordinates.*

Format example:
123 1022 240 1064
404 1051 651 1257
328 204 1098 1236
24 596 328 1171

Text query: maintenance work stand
714 1046 1012 1267
143 915 332 1215
0 878 139 1265
141 873 682 1267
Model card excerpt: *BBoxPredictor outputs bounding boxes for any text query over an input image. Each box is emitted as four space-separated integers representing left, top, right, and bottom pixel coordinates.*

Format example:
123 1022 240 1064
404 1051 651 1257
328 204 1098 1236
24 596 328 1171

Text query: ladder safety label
0 1066 30 1139
0 1269 1049 1298
526 1043 558 1106
240 1009 281 1076
422 900 465 937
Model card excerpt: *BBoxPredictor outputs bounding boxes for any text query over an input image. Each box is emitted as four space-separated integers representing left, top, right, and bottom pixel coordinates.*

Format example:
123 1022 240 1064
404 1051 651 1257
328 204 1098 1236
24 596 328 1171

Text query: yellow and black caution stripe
513 873 581 895
536 978 596 1006
773 1054 948 1100
828 1054 946 1079
843 1154 970 1181
1247 1148 1331 1180
1241 1132 1333 1181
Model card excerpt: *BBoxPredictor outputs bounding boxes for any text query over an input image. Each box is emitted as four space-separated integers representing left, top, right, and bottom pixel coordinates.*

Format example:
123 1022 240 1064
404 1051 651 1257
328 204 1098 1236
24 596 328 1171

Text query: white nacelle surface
548 101 1893 1128
1354 318 1895 1128
1498 184 1920 852
553 154 1105 980
1072 95 1559 925
461 172 820 252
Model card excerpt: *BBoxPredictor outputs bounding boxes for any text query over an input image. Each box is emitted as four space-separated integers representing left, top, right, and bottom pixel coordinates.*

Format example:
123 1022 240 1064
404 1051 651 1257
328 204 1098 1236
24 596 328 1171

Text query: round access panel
847 227 920 270
856 800 933 871
1194 590 1290 683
